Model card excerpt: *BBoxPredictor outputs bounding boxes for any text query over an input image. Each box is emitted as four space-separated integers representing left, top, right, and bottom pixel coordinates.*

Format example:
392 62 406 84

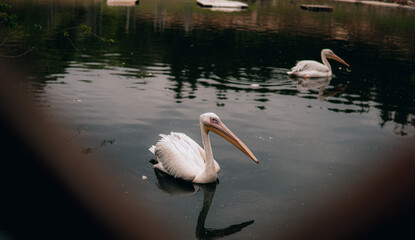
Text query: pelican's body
149 113 258 184
149 132 221 183
288 49 349 78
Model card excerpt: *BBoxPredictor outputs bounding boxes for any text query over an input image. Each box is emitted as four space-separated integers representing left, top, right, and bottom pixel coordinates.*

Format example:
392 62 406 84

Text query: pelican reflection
152 167 254 239
291 76 347 101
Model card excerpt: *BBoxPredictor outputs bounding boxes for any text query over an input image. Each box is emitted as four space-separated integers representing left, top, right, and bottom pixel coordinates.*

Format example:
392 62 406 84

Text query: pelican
149 112 258 184
287 49 349 78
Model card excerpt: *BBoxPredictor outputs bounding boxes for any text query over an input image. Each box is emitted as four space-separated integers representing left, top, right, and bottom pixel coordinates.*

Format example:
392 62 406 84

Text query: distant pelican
149 112 258 184
288 49 349 78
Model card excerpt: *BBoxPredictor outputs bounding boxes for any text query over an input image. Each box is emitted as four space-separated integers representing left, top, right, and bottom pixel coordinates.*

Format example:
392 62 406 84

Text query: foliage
0 3 18 28
79 24 92 36
0 4 114 58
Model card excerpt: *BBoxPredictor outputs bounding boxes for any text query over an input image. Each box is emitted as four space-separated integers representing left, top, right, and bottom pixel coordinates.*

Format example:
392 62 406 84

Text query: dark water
2 0 415 239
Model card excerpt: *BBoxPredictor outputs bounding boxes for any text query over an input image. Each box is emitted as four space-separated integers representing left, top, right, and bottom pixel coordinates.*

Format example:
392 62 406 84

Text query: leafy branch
0 3 18 28
0 3 115 58
0 24 115 58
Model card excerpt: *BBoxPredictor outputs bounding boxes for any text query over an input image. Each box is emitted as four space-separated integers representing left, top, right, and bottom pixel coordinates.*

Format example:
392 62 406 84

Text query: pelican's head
200 112 259 164
322 49 350 67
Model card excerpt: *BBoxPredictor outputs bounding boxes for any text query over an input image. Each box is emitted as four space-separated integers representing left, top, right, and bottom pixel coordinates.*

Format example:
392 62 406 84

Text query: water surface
3 0 415 239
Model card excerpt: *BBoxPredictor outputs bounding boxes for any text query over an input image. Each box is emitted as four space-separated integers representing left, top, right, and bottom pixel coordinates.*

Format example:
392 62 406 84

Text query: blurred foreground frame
0 62 174 239
0 61 414 240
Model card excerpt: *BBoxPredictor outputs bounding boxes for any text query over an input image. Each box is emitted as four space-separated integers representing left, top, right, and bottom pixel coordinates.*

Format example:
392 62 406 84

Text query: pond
2 0 415 239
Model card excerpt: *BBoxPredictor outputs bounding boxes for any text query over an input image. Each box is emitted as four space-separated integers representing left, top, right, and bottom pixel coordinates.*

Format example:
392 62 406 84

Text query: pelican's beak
205 122 259 164
328 52 350 67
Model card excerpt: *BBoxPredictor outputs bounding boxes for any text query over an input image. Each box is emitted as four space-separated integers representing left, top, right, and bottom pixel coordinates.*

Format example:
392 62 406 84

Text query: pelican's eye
210 117 219 125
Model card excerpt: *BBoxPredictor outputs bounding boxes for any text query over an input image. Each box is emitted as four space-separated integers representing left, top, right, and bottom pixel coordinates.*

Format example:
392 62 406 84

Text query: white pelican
149 112 258 184
287 49 349 78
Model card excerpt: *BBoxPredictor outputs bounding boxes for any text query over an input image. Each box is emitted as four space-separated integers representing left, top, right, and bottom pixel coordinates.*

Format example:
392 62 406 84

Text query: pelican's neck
321 51 332 75
201 128 215 172
196 122 217 183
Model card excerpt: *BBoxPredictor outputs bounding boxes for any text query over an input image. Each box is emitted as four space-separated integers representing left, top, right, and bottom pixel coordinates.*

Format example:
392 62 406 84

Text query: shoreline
335 0 415 9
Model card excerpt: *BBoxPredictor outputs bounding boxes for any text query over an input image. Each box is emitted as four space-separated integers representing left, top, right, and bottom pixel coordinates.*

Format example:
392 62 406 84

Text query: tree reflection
152 168 254 239
4 0 415 136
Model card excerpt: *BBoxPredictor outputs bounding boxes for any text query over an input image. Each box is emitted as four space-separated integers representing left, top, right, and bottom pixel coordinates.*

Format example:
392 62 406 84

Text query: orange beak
204 122 259 164
328 52 350 67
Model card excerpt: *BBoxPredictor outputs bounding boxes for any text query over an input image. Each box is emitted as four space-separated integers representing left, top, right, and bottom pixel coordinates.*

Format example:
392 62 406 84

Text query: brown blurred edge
0 61 414 240
0 62 176 239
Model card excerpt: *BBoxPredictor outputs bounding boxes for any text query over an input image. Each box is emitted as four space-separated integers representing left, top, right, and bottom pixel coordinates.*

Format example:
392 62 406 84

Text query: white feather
148 112 258 184
287 49 348 78
288 60 330 77
150 132 220 182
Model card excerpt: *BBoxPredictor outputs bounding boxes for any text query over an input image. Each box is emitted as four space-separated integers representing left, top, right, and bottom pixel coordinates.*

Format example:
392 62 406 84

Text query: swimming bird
287 49 349 78
149 112 258 184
